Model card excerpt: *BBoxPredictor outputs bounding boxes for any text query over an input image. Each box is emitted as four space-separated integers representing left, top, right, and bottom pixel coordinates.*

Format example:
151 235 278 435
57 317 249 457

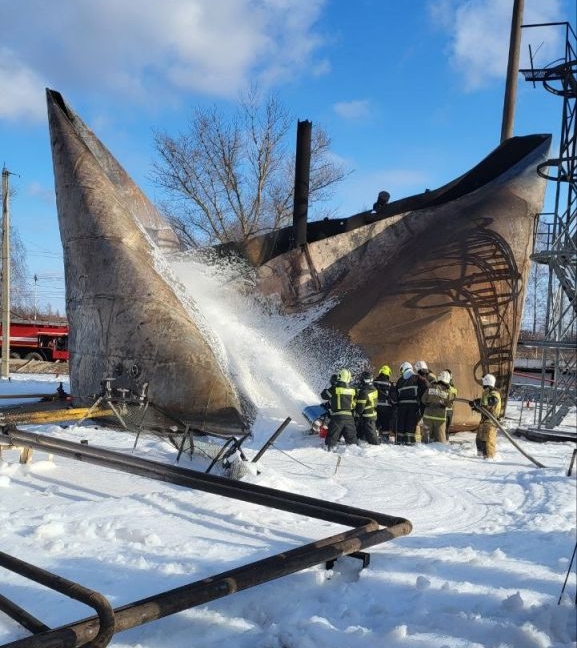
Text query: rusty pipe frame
0 592 49 635
0 426 412 648
1 427 411 527
0 394 62 400
0 551 115 648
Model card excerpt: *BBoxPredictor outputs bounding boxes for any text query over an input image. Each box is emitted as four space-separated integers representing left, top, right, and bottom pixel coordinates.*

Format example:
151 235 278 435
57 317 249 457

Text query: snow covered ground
0 372 575 648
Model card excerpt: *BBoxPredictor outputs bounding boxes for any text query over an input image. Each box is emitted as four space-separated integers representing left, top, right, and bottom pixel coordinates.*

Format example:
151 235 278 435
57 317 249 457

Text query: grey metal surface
46 89 247 434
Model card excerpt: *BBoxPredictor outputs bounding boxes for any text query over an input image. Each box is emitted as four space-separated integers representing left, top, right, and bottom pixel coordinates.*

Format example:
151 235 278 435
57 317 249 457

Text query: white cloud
333 100 371 120
429 0 567 91
0 49 46 122
0 0 328 123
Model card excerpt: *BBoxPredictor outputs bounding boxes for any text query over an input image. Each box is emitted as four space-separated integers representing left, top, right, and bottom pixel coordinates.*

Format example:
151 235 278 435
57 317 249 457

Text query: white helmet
437 370 451 385
482 373 496 388
336 368 352 384
399 361 413 374
414 360 428 372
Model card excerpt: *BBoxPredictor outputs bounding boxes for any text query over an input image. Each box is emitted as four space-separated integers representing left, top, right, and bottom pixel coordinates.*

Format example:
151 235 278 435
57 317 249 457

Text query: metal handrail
0 551 115 648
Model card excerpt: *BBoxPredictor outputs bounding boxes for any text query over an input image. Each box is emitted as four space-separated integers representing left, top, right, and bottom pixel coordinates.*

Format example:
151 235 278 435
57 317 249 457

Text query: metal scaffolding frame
520 20 577 429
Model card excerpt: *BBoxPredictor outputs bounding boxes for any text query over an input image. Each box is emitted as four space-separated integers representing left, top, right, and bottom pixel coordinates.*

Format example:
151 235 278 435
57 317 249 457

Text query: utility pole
34 274 38 321
501 0 525 142
1 166 11 378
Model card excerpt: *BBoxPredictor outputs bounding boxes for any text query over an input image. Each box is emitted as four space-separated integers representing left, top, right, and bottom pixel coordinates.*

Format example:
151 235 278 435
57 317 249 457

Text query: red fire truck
0 320 69 361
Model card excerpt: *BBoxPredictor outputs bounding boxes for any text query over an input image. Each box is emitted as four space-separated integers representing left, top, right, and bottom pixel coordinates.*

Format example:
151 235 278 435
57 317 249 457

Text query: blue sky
0 0 574 315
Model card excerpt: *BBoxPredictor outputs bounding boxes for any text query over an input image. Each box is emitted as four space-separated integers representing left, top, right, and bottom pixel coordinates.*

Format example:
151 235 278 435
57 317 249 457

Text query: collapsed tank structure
47 89 247 433
47 88 550 430
231 132 551 427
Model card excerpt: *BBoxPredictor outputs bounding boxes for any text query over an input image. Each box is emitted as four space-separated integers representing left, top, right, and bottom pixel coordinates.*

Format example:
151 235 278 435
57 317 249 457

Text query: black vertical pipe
252 417 291 463
501 0 525 142
292 120 312 248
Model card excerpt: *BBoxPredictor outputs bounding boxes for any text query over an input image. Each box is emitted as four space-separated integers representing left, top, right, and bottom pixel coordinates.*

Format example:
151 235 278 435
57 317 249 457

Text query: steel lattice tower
520 21 576 429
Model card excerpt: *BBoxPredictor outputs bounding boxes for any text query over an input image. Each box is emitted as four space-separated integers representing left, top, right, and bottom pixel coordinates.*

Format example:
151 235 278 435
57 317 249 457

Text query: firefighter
320 369 358 451
355 371 380 445
444 368 458 435
395 362 427 445
373 364 396 442
420 370 455 444
470 374 502 459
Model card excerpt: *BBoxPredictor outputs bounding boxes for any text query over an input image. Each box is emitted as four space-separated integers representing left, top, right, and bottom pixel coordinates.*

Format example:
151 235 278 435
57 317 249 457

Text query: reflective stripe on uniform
481 388 502 420
356 387 378 418
423 414 447 422
332 385 356 415
398 384 418 403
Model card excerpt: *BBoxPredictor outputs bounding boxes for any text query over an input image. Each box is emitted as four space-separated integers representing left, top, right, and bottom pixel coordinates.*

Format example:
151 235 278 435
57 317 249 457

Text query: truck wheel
9 351 21 359
25 352 44 361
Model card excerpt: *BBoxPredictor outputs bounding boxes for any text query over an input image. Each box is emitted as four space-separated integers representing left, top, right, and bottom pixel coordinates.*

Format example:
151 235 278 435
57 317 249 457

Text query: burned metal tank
233 134 551 427
47 89 247 433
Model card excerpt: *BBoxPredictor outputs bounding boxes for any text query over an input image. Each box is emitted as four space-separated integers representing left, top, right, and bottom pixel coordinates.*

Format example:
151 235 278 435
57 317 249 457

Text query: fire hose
454 397 546 468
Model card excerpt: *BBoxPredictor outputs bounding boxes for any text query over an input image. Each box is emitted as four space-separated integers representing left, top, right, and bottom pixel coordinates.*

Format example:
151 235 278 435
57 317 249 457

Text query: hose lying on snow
454 397 546 469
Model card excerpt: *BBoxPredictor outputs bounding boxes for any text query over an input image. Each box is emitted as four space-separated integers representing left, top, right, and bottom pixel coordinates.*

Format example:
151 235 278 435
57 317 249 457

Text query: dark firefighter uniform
373 366 396 440
396 372 427 445
355 376 380 445
320 373 357 450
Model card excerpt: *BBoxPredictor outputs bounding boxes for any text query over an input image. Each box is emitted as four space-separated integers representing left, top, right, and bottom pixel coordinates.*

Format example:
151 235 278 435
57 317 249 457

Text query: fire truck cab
0 321 69 362
37 331 69 362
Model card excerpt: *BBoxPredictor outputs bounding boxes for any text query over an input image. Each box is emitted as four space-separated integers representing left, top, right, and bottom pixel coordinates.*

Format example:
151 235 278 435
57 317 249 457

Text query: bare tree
9 226 33 316
522 260 549 334
1 177 33 316
522 218 551 335
151 89 349 247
